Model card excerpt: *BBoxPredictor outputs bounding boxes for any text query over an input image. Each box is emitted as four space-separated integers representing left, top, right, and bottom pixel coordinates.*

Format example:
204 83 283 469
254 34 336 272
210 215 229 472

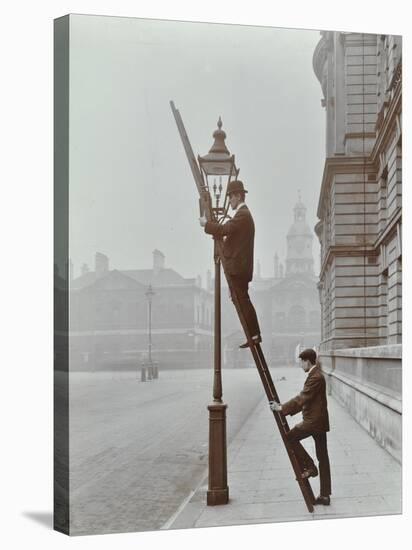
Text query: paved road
68 367 281 535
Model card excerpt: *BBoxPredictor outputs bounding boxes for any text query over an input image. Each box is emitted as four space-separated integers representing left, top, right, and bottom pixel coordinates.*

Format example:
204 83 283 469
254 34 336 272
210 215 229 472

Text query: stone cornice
319 244 378 281
317 156 377 219
343 132 376 145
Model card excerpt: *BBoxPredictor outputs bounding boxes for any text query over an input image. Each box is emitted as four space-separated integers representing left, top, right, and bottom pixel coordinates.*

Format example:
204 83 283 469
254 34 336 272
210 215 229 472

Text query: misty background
60 16 326 534
69 15 324 281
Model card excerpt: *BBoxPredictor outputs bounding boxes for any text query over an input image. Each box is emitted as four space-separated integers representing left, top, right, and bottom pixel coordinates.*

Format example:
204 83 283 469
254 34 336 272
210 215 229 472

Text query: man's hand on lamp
199 215 207 227
269 400 282 412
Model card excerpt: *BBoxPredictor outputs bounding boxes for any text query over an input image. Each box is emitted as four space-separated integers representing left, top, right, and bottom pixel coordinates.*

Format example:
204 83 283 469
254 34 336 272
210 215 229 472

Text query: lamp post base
207 487 229 506
207 403 229 506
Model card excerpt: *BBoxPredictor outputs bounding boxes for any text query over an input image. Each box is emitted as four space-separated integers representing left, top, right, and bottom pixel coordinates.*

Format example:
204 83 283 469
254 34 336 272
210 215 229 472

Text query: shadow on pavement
23 511 53 529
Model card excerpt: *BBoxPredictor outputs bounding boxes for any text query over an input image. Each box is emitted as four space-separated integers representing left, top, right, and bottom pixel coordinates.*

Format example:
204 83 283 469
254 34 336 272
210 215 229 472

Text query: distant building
223 195 321 367
313 31 402 461
69 250 213 370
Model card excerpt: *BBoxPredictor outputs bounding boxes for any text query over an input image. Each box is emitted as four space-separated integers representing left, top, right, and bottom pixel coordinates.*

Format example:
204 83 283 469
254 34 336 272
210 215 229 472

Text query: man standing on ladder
270 348 332 505
199 179 261 349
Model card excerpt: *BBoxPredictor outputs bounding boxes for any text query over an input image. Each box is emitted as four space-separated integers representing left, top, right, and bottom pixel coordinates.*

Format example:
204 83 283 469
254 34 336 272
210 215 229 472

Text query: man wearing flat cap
269 348 332 505
199 180 261 348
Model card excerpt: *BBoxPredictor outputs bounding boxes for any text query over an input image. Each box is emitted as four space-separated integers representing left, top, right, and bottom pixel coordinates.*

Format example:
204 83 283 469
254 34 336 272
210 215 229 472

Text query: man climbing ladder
199 179 261 349
270 348 332 506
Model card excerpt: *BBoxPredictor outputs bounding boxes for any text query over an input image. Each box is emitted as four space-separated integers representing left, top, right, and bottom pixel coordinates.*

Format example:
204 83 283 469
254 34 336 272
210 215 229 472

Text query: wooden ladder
170 101 315 513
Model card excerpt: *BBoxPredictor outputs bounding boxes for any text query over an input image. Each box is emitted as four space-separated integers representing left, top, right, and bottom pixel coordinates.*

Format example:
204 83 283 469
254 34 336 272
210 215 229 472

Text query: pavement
166 368 402 529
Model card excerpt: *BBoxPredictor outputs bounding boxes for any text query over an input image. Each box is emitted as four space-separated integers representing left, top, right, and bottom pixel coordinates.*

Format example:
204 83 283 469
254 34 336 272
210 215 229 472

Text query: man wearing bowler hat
199 179 261 349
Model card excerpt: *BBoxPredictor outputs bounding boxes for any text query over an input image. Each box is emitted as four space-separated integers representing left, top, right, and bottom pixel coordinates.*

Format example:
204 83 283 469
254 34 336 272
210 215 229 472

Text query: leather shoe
301 466 318 479
239 335 262 349
314 495 330 506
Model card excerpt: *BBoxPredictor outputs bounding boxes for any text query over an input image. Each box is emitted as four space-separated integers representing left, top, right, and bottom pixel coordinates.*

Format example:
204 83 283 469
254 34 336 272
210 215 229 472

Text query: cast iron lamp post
145 284 157 380
198 117 239 505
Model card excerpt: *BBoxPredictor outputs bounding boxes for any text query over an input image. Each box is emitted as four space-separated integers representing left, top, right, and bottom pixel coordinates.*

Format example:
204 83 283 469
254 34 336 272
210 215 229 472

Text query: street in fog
68 367 290 535
53 16 403 537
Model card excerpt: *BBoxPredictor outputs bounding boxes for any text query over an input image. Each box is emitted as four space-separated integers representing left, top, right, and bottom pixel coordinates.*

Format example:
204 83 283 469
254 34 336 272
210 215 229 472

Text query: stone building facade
69 250 213 370
313 31 402 461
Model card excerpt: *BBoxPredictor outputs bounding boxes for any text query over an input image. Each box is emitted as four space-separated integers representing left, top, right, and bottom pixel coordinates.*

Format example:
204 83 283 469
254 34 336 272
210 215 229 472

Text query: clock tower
286 192 314 275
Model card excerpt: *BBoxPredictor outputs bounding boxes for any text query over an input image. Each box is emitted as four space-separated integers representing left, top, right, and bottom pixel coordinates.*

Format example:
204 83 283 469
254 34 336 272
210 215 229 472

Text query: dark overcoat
281 366 330 432
204 205 255 282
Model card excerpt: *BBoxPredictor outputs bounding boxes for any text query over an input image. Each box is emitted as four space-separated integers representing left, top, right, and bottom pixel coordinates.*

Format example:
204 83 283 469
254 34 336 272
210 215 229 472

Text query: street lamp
198 117 239 221
198 117 238 506
144 284 158 380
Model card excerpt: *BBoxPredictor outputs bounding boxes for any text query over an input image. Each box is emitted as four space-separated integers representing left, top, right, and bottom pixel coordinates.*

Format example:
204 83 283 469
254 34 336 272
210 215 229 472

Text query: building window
380 243 389 276
288 306 306 331
274 312 286 331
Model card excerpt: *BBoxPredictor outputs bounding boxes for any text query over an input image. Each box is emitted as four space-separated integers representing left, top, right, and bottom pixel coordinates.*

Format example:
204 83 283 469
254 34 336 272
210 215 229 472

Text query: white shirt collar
234 202 246 214
307 364 317 376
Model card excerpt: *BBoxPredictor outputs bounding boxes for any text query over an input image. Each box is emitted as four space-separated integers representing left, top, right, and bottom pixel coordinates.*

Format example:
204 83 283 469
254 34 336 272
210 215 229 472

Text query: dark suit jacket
281 366 330 432
204 205 255 282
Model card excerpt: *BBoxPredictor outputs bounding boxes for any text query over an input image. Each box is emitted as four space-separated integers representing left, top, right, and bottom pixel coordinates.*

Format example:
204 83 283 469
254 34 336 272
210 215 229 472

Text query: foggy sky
69 15 325 283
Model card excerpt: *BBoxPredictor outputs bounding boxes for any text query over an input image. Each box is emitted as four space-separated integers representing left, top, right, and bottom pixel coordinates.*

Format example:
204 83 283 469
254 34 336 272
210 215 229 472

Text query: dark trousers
230 276 261 338
286 426 332 497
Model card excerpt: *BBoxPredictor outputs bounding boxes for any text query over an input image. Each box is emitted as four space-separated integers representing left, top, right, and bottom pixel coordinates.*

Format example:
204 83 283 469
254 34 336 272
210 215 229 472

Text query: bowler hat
226 180 248 196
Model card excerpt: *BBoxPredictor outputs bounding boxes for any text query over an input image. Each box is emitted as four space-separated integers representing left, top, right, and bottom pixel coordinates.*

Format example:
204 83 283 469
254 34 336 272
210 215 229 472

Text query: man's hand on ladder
269 401 282 412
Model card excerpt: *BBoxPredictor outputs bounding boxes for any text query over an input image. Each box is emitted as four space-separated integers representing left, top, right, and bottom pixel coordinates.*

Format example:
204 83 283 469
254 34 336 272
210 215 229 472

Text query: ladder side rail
170 101 213 222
